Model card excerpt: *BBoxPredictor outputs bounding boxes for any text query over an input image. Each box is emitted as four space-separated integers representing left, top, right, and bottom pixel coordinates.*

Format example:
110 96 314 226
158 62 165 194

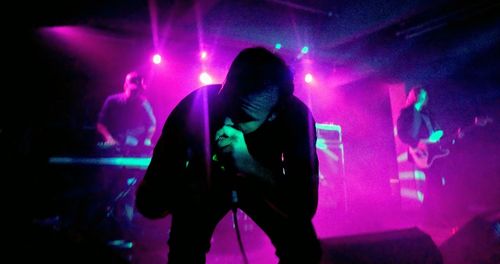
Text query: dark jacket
136 84 319 220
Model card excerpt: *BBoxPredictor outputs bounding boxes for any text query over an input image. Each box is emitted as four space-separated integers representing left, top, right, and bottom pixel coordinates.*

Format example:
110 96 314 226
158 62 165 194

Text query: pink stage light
152 54 162 64
199 72 213 84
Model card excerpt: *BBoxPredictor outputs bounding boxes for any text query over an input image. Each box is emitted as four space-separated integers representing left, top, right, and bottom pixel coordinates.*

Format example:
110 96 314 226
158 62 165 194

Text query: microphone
212 149 239 207
231 190 239 205
213 121 239 208
215 120 248 264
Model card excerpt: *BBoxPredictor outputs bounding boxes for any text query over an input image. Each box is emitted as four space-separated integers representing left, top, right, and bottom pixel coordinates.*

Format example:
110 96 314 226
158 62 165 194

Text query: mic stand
231 190 249 264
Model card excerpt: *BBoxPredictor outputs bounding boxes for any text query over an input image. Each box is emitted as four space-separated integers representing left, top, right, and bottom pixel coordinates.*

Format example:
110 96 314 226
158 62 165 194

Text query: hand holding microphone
214 117 253 177
214 117 251 207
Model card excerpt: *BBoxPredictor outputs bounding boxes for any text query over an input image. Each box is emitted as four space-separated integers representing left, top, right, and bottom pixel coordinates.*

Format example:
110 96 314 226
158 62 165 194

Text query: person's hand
215 125 253 176
98 138 119 148
106 137 119 145
428 130 443 143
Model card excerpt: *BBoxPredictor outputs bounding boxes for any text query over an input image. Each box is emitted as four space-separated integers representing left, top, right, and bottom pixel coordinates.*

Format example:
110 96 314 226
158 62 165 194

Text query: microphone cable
231 190 249 264
213 123 250 263
213 153 249 264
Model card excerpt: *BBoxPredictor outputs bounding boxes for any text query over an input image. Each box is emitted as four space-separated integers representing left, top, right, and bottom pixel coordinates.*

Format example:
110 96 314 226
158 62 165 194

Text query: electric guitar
408 116 493 169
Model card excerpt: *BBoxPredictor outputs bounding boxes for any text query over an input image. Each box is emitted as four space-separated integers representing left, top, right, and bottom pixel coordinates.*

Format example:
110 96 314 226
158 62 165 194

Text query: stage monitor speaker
321 228 443 264
439 210 500 264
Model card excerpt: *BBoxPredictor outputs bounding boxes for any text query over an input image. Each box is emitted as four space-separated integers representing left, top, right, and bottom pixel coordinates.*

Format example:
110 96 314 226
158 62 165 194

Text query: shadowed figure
97 71 156 153
397 86 448 226
136 47 322 263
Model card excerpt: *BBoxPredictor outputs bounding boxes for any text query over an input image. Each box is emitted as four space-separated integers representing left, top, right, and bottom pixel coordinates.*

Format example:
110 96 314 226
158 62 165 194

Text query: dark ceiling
28 0 498 47
27 0 500 74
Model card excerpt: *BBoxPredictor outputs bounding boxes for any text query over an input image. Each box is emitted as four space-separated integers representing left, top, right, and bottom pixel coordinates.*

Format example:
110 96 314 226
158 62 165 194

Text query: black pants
167 187 321 264
421 163 449 224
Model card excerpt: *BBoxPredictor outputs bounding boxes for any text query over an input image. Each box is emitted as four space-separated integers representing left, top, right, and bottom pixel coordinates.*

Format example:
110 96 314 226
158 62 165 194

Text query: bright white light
152 54 162 64
305 73 313 83
199 72 213 84
200 51 208 60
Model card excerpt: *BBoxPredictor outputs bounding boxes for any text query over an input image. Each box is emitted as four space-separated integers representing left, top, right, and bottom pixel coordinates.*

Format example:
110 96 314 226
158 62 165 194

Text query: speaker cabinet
321 228 443 264
439 210 500 264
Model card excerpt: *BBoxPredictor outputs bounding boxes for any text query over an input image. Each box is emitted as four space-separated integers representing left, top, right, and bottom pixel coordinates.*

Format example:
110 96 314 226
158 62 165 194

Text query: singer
136 47 322 263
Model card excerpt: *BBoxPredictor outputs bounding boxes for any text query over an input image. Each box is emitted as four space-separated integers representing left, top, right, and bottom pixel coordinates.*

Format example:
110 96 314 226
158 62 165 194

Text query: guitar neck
441 116 492 145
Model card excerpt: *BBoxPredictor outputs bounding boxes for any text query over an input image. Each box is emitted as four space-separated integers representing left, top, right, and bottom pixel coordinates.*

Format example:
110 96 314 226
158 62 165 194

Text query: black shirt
136 85 319 220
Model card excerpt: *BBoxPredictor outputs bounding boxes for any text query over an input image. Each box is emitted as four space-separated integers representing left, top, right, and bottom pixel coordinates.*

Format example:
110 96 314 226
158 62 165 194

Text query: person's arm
279 102 319 219
142 100 157 146
144 126 156 146
97 97 119 146
217 99 319 219
97 123 118 145
215 125 278 186
135 96 189 219
423 130 443 144
425 111 443 143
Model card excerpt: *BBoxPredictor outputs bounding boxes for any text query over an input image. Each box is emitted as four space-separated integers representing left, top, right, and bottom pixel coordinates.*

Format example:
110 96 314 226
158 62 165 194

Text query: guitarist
397 86 448 225
397 86 444 167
